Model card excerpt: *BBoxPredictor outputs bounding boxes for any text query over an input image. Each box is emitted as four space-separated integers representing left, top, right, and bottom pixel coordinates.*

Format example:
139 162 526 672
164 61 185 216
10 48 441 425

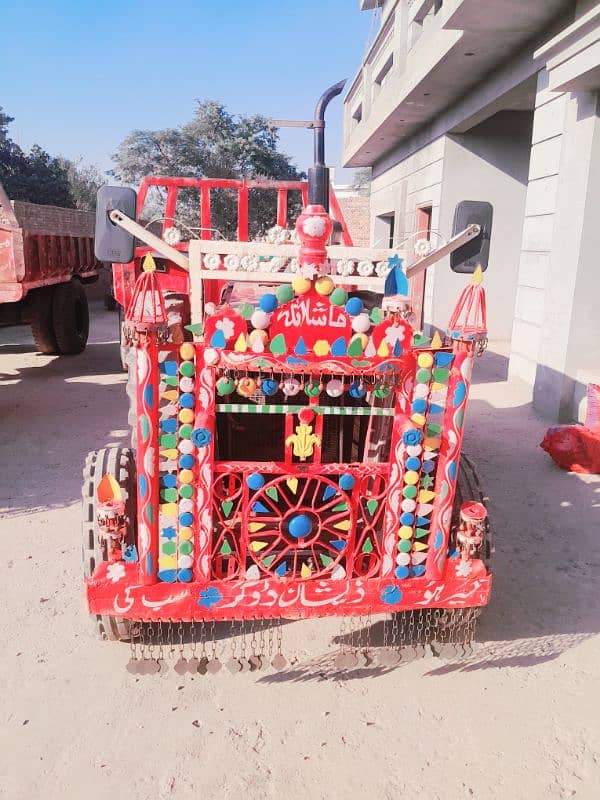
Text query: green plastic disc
161 488 178 503
179 484 194 499
402 485 418 499
179 540 193 555
161 541 176 555
416 368 431 383
330 287 348 307
275 284 294 304
179 424 193 439
180 361 195 377
398 539 412 553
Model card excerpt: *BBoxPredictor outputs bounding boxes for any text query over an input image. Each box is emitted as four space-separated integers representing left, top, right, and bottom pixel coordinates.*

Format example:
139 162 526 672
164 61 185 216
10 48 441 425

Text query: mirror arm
108 209 190 272
406 223 481 280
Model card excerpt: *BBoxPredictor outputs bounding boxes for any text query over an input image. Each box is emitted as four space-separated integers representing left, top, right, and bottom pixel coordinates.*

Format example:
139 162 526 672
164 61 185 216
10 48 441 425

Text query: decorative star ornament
300 262 319 279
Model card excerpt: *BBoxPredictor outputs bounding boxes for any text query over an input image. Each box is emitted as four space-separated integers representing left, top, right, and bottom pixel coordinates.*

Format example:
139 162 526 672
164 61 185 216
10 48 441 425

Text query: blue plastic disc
400 512 415 526
411 398 427 414
179 393 194 408
177 568 193 583
258 293 278 313
162 474 177 488
394 565 410 579
411 565 426 577
246 472 265 491
422 460 436 474
345 297 364 316
288 514 312 539
405 457 421 471
179 454 194 469
339 473 355 491
348 380 367 399
179 512 194 527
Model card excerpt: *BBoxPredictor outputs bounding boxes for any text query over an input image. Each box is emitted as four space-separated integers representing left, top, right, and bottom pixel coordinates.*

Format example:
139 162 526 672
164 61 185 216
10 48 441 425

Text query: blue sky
1 1 373 183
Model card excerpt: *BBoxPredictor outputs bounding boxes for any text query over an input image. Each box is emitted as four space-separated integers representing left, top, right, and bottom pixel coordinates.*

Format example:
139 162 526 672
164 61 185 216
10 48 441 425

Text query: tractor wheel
452 452 492 567
29 287 58 355
52 279 89 355
82 446 136 641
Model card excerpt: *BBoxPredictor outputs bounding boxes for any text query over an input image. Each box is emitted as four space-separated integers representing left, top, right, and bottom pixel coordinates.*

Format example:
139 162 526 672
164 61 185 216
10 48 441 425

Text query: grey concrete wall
431 111 533 342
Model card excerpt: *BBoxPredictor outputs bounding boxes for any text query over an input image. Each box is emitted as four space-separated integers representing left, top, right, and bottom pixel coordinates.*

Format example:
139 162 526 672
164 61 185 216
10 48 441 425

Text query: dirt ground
1 303 599 800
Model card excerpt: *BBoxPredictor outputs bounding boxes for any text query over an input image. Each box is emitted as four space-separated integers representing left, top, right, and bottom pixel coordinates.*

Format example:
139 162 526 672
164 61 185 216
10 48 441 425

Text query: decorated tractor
84 85 494 673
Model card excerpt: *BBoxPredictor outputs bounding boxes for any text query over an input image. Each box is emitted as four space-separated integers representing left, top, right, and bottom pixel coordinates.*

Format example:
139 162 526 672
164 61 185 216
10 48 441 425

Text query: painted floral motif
455 560 473 578
198 586 223 609
375 260 391 278
302 216 327 237
384 323 408 346
163 226 181 245
380 584 403 605
215 317 235 341
300 262 319 279
240 254 259 272
107 562 126 583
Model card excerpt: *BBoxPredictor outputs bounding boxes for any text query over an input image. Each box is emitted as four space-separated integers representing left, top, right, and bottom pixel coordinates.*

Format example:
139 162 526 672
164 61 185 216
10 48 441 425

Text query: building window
374 54 393 92
352 104 363 126
375 213 395 248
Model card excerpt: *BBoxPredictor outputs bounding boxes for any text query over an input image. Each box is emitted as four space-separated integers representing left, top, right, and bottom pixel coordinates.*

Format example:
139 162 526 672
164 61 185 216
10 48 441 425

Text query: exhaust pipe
308 79 346 211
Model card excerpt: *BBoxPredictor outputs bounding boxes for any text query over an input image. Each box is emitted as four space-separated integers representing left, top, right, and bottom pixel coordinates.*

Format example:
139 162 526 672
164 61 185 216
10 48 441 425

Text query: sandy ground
1 303 599 800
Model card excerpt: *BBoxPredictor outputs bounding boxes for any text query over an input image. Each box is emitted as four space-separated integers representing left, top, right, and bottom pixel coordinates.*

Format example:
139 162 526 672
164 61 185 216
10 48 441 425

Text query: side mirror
94 185 137 263
450 201 493 273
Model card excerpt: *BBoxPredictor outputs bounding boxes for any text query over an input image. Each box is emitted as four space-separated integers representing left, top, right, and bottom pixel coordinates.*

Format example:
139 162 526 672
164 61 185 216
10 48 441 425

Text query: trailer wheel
52 279 89 355
82 446 136 641
29 287 58 355
452 452 492 567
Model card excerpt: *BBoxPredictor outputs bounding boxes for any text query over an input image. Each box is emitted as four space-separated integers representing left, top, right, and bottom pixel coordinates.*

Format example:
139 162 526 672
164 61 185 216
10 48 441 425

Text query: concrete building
343 0 600 421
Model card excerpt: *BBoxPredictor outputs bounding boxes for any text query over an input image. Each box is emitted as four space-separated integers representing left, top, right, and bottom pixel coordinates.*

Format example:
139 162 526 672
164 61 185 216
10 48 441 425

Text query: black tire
52 279 89 355
29 287 58 354
82 446 136 641
453 453 492 567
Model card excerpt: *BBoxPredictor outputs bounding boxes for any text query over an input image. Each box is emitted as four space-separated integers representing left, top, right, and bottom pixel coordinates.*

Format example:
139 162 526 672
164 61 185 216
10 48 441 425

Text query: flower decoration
357 260 374 277
192 427 212 448
455 560 473 578
302 215 327 237
215 317 235 341
224 254 240 270
266 224 285 243
163 226 181 245
375 260 391 278
402 428 423 446
240 254 259 272
107 562 126 583
203 253 221 270
385 323 408 346
288 257 300 273
336 259 355 277
268 256 286 272
300 263 319 279
414 238 431 257
197 585 223 609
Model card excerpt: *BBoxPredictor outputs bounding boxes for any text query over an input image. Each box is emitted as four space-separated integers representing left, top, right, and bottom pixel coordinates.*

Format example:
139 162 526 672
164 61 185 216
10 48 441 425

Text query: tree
0 106 73 206
352 167 372 196
57 157 104 211
112 100 305 239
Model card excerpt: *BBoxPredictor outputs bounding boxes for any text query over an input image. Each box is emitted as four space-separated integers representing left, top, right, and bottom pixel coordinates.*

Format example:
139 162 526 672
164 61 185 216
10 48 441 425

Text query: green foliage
56 157 104 211
112 100 306 239
0 107 103 209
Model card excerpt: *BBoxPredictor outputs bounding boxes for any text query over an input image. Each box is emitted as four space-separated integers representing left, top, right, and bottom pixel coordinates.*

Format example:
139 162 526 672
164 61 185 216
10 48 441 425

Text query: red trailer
0 180 99 354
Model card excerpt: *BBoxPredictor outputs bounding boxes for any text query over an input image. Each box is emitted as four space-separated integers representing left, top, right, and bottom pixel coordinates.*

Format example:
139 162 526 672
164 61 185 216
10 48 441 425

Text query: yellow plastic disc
158 555 177 569
411 413 426 427
403 470 419 485
178 526 193 540
315 276 334 296
248 329 268 346
417 352 434 368
160 503 178 516
179 469 194 484
292 276 312 295
313 340 330 356
178 408 194 424
398 525 413 539
179 343 195 361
